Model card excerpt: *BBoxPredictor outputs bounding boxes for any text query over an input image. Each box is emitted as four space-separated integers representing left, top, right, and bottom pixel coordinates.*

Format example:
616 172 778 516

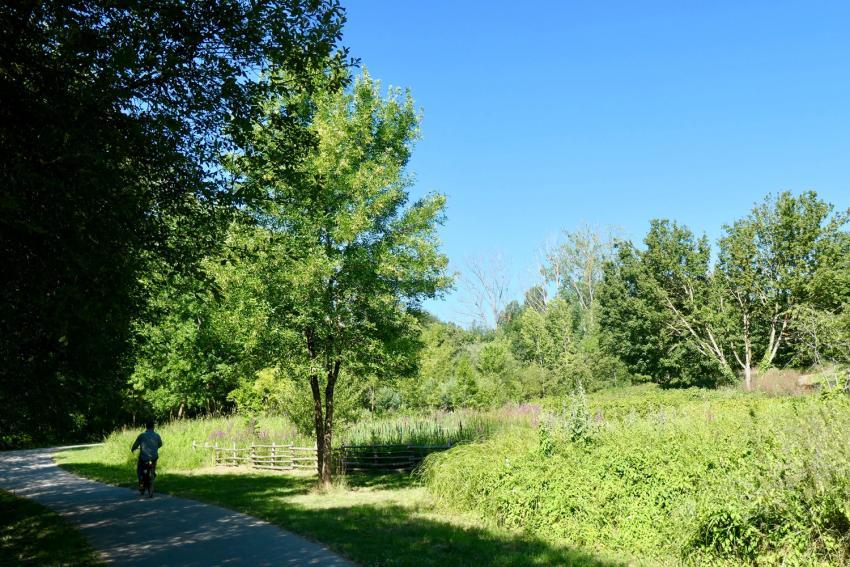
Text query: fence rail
193 441 452 474
335 444 450 473
193 441 318 471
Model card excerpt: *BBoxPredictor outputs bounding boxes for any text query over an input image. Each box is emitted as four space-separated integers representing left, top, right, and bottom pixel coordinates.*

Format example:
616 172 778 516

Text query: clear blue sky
342 1 850 325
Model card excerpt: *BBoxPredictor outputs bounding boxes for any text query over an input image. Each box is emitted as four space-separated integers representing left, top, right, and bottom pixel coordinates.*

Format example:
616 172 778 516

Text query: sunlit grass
338 406 537 446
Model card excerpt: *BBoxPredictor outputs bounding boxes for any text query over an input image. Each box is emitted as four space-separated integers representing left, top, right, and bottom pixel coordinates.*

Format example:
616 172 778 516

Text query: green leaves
224 70 450 479
425 389 850 564
600 192 850 388
234 69 449 366
1 0 350 445
599 223 726 387
717 192 850 377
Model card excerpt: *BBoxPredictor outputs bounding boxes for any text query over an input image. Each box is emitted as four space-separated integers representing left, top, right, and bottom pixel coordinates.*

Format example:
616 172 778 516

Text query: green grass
89 416 313 471
0 489 102 566
56 449 617 566
338 408 531 446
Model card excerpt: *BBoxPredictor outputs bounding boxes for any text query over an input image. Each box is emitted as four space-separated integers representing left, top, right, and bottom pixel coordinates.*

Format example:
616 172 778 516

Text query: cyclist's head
145 418 155 430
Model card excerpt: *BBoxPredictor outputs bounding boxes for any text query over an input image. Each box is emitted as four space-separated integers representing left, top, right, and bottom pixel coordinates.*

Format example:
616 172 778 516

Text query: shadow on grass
62 461 620 567
343 471 423 490
0 489 102 565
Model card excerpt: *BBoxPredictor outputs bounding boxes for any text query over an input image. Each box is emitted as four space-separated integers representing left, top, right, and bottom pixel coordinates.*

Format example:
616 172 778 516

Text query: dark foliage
0 0 349 446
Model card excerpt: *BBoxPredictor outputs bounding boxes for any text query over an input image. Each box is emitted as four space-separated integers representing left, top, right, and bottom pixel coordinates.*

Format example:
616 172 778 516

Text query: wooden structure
193 441 318 471
193 441 451 474
334 444 450 473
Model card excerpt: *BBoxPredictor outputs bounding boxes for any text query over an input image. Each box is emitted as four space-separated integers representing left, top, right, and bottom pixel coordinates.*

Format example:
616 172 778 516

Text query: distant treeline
395 191 849 411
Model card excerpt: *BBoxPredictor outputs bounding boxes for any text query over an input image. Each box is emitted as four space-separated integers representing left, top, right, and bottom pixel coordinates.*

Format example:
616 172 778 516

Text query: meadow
59 383 850 566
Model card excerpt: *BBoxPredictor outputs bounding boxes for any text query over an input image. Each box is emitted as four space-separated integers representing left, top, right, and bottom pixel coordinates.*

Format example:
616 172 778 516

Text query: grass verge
0 489 102 566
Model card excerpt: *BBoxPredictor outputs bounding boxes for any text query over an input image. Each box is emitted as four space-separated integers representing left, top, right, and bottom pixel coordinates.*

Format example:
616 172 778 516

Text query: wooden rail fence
335 444 451 473
193 441 451 474
193 441 318 471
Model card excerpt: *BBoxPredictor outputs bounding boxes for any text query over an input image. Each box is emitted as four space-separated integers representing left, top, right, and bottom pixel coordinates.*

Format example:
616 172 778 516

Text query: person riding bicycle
131 419 162 495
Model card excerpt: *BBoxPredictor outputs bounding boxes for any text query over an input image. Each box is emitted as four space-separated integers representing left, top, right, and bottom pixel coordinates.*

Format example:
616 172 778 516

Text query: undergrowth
422 387 850 565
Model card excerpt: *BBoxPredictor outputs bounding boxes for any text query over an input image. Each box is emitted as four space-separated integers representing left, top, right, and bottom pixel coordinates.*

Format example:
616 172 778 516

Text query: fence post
272 442 276 468
232 442 236 466
214 442 219 466
251 443 256 469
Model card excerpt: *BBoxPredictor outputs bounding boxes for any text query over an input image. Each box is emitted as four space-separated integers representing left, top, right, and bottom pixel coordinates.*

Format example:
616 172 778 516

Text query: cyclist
131 419 162 495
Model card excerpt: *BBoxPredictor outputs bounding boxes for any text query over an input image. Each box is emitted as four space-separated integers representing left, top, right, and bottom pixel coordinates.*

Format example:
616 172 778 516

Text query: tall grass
69 404 541 474
63 416 311 472
338 405 538 446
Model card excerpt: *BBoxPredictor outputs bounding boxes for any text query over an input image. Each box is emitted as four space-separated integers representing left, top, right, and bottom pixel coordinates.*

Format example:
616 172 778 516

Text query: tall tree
541 225 617 333
461 253 513 328
716 192 850 388
230 71 450 486
0 1 349 445
599 221 728 387
641 220 731 379
601 193 850 389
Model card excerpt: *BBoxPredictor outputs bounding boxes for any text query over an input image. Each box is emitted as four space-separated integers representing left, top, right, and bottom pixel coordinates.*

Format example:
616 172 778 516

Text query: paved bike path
0 447 354 566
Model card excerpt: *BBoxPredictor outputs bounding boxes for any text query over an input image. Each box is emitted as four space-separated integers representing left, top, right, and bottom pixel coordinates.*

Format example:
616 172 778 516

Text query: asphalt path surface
0 447 354 566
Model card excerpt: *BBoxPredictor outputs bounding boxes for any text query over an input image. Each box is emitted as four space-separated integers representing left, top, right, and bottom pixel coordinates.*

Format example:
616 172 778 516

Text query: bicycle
138 459 156 499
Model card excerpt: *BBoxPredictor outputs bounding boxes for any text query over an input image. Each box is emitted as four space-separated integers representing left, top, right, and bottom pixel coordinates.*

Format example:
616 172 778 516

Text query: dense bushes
421 386 850 565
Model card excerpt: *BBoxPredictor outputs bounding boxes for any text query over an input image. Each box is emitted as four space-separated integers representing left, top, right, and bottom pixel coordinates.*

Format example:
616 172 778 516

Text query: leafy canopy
0 0 349 445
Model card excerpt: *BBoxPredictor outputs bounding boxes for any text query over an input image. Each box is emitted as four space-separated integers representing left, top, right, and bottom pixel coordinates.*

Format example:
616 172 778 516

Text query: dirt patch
750 368 805 395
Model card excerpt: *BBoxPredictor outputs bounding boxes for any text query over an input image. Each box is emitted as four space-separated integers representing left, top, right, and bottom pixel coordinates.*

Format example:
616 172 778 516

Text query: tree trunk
319 360 341 488
729 302 754 391
761 311 789 368
743 322 753 391
310 374 324 480
737 339 753 391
